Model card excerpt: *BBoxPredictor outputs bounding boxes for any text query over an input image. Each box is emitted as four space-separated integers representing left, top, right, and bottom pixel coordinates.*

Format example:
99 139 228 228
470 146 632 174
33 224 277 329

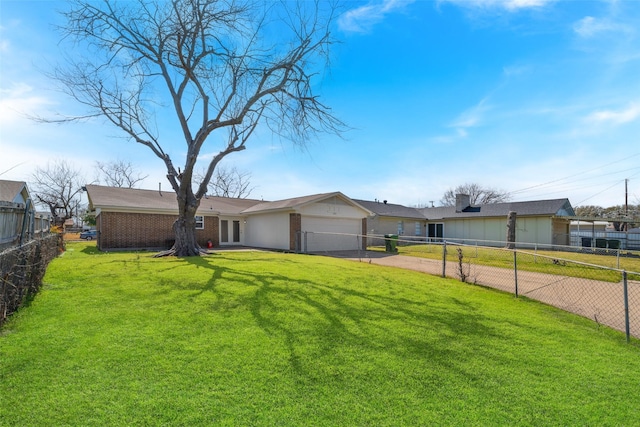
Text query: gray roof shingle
419 198 575 220
353 199 425 219
0 180 28 204
86 185 262 215
86 186 372 216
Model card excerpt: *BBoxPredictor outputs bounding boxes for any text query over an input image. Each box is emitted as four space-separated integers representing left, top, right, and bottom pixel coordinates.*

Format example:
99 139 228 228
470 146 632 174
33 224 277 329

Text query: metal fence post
303 231 308 254
19 199 32 246
442 240 447 278
514 250 519 297
623 271 630 343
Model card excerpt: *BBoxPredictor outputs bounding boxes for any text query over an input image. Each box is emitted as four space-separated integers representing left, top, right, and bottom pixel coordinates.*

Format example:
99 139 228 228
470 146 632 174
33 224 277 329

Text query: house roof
86 185 263 215
0 180 29 204
354 197 574 221
86 185 373 216
87 184 572 221
243 192 372 215
353 199 425 220
419 198 575 220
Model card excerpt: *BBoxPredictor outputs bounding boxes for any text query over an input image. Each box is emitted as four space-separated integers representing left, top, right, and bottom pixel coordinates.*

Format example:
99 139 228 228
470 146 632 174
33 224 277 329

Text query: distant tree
95 159 148 188
440 183 510 207
82 210 97 227
574 204 638 231
46 0 344 256
574 205 604 218
205 166 254 198
31 160 85 222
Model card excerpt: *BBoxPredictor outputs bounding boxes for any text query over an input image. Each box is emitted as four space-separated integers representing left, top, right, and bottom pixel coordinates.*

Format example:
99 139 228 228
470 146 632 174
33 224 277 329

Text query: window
232 220 240 242
415 222 422 236
220 220 228 242
397 221 404 235
195 215 204 229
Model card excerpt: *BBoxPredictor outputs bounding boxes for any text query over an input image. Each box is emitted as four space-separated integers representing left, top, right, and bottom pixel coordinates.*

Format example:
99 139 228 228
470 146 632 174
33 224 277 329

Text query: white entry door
220 218 243 245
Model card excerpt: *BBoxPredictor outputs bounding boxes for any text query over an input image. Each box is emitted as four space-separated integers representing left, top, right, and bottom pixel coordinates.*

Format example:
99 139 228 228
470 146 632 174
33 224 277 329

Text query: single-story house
359 193 575 247
85 185 372 252
354 199 427 242
0 180 30 205
0 180 51 248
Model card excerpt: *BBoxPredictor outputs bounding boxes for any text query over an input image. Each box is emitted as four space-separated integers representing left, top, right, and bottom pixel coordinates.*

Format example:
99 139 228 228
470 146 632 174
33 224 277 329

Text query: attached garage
302 216 364 252
242 192 371 253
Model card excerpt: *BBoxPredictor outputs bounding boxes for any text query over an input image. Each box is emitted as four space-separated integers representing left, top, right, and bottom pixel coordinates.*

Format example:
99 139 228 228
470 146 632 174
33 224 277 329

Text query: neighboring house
419 194 575 246
360 193 575 247
0 180 51 248
85 185 372 252
0 180 30 205
570 220 609 232
354 199 427 241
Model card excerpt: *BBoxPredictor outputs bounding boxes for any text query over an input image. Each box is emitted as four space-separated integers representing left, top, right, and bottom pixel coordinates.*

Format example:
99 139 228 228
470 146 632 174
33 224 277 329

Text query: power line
0 162 28 177
574 179 627 206
506 152 640 197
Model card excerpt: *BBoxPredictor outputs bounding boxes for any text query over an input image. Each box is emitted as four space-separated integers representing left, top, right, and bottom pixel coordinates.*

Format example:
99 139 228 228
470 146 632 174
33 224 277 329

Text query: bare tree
48 0 344 256
204 165 254 198
440 183 510 207
31 160 85 223
95 159 148 188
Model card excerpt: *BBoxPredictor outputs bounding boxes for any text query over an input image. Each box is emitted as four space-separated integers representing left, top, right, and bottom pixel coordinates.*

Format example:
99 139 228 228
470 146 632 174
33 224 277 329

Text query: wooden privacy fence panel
0 201 52 251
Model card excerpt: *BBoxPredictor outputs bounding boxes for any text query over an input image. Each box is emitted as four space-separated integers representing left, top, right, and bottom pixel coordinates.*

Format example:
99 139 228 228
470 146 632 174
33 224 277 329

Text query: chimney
455 194 470 213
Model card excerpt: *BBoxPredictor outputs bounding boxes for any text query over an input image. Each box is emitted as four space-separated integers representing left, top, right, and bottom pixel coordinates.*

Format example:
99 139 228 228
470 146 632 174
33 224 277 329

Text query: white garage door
301 216 362 252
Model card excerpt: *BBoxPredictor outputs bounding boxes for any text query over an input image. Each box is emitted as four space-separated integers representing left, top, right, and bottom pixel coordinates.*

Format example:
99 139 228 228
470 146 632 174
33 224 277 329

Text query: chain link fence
301 231 640 343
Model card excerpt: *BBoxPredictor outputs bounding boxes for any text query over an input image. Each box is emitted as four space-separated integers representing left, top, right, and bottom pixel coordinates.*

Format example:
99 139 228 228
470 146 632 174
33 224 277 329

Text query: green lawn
1 242 639 426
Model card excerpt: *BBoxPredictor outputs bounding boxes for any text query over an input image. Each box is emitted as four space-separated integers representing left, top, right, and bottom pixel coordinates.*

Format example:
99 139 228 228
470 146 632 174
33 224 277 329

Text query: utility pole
625 179 629 216
624 179 629 232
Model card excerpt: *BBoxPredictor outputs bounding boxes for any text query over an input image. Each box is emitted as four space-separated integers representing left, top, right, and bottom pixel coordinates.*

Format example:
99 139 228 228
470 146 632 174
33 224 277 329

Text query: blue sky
1 0 639 208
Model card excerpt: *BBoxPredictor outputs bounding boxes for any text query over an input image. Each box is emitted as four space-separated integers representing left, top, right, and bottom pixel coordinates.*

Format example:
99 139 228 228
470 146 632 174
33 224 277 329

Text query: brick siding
289 213 302 251
97 211 219 250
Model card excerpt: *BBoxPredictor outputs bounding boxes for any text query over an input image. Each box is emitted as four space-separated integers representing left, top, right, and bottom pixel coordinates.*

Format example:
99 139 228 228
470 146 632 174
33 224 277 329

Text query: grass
372 243 640 282
1 241 639 426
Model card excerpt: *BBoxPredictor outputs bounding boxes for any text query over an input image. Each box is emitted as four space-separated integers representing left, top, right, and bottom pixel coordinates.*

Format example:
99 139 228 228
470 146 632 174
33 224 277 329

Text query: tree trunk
156 187 203 257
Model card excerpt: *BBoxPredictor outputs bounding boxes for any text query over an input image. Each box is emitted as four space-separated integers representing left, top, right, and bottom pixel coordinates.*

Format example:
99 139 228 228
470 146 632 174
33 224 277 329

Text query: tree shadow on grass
81 245 101 255
172 254 514 382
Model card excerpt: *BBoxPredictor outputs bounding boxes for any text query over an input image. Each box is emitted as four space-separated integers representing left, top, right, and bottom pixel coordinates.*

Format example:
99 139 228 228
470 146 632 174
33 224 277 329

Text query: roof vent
383 200 387 204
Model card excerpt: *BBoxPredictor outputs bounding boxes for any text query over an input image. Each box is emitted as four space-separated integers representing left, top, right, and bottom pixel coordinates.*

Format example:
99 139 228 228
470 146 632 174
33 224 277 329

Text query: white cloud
0 83 55 124
450 98 491 129
573 16 632 38
338 0 414 33
586 103 640 125
439 0 554 11
503 64 531 77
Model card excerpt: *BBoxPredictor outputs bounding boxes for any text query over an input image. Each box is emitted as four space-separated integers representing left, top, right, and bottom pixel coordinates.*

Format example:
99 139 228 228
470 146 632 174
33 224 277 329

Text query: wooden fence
0 201 52 251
